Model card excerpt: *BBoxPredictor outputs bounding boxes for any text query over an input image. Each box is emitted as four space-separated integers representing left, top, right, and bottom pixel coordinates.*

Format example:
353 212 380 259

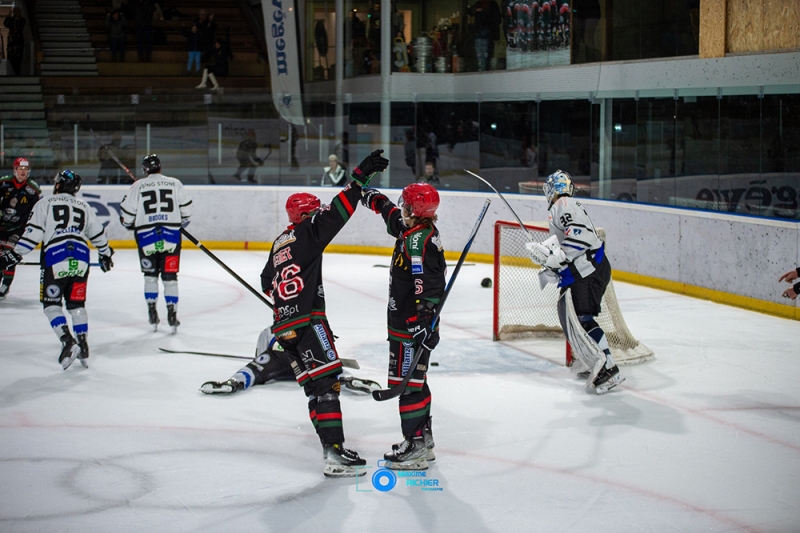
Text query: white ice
1 250 799 533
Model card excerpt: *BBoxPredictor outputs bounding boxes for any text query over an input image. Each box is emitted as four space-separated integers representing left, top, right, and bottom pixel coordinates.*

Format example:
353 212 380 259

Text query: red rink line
0 419 767 533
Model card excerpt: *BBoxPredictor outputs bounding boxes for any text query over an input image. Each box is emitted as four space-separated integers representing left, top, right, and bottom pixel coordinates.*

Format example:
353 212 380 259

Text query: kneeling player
528 170 624 394
361 183 445 470
200 327 380 394
0 170 114 369
260 150 388 477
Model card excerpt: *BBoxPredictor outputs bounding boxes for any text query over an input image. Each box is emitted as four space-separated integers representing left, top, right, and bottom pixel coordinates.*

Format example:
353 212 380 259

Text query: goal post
493 220 654 366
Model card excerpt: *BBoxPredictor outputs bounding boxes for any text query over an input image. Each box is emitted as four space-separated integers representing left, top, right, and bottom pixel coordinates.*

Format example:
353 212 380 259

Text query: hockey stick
372 198 492 401
85 115 274 310
20 261 101 267
464 169 538 241
158 347 360 369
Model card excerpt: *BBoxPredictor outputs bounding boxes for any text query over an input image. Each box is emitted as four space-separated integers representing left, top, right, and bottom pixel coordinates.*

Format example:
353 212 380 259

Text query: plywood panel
763 0 800 51
727 0 764 53
700 0 726 58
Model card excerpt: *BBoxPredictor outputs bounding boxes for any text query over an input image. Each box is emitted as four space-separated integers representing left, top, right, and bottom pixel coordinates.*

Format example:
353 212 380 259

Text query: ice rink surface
1 250 799 533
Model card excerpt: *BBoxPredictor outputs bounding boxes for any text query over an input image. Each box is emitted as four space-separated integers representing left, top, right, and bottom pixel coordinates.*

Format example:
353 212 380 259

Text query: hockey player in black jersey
260 149 388 477
199 327 380 394
0 158 41 299
361 182 446 470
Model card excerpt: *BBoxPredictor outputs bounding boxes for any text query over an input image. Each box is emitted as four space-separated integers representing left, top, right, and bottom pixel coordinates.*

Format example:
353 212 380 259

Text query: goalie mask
543 170 574 206
53 169 82 195
286 192 321 224
399 183 439 219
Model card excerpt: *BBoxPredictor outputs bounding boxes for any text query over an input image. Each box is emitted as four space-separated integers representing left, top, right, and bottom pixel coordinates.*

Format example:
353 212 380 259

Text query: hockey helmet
286 192 321 224
543 170 574 205
142 154 162 175
12 157 30 181
54 169 82 195
400 183 439 219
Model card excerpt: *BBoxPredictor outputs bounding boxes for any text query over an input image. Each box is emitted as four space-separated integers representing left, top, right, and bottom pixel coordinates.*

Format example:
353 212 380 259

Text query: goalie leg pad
558 290 606 386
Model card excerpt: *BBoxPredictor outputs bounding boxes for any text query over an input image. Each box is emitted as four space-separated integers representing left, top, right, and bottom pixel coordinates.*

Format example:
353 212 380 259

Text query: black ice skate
58 327 80 370
391 418 435 462
148 302 159 331
339 375 381 394
167 304 180 334
199 379 244 394
593 365 625 395
384 436 429 471
77 333 89 369
322 443 367 478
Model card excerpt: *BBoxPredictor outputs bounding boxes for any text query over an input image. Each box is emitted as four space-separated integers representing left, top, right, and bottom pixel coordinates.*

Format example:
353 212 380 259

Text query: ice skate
167 304 180 334
391 418 435 462
148 302 160 331
200 379 244 394
58 327 80 370
339 375 381 394
322 443 367 478
593 365 625 395
384 436 429 470
77 333 89 369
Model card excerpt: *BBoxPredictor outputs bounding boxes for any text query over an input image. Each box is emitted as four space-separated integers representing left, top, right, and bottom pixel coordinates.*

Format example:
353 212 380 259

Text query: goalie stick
158 347 360 370
85 115 275 310
372 198 492 401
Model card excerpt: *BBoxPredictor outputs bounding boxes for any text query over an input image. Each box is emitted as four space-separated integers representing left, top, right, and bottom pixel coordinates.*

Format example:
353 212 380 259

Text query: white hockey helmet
543 170 574 205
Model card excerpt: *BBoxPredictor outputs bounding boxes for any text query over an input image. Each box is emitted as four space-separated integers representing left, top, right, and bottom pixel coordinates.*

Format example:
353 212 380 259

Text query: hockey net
493 220 654 366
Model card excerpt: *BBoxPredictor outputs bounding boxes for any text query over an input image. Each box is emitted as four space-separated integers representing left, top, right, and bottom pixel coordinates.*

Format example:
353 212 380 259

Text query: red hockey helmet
286 192 321 224
400 183 439 218
13 157 30 169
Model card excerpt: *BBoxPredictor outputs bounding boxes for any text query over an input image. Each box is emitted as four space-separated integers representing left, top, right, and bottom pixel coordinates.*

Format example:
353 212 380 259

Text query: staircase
0 77 55 181
36 0 98 76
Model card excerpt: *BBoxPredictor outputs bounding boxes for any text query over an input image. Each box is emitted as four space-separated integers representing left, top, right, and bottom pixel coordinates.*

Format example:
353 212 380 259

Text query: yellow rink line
107 239 799 321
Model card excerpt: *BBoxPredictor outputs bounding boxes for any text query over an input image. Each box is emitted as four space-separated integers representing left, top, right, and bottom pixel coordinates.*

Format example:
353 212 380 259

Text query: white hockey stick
464 169 538 241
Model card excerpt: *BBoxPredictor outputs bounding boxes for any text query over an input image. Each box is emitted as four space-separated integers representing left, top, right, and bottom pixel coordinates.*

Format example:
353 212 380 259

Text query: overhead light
614 124 622 132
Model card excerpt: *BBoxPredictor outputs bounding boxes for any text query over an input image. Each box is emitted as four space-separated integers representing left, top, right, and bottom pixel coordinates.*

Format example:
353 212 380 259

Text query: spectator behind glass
320 155 346 187
107 9 127 62
418 161 440 185
3 7 26 75
182 23 202 75
196 27 231 91
196 9 217 56
468 0 501 71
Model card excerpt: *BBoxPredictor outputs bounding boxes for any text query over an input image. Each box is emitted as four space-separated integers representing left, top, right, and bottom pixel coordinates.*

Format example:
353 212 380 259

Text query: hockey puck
481 277 492 288
431 362 439 366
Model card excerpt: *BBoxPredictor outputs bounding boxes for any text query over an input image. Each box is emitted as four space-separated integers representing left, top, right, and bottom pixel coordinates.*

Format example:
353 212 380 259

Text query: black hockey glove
351 149 389 187
99 247 114 273
406 303 439 351
361 187 389 213
0 249 22 270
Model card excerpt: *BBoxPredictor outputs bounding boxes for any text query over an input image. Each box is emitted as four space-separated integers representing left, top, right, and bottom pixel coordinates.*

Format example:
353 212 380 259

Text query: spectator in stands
468 0 502 71
195 10 217 56
107 9 127 62
196 27 231 91
182 23 202 75
132 0 154 62
3 7 26 75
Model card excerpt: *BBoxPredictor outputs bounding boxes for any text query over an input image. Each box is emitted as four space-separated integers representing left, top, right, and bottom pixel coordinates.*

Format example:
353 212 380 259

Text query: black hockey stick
464 169 538 241
372 198 492 401
20 261 101 267
158 347 360 369
85 115 274 310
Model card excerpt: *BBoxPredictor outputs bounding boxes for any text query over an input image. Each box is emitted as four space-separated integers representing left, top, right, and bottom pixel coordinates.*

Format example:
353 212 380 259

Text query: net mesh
494 221 654 365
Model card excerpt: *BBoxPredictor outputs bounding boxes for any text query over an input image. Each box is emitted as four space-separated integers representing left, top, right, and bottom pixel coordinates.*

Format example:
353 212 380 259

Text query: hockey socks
144 275 159 303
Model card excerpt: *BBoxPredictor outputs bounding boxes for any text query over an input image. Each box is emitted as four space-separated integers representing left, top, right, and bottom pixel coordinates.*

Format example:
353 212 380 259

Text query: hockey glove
99 247 114 273
361 187 389 213
351 149 389 187
181 218 191 228
406 314 439 351
0 249 22 270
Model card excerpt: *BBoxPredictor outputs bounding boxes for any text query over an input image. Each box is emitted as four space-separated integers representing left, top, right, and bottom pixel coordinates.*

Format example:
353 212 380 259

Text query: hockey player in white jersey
527 170 624 394
119 154 192 333
0 170 114 370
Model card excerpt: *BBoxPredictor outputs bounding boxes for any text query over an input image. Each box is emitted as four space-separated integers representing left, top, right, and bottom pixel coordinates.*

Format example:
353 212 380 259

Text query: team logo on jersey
273 230 296 250
164 255 180 273
255 352 271 365
45 285 61 298
9 198 17 208
411 256 423 274
26 186 35 195
70 282 87 301
141 258 153 269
